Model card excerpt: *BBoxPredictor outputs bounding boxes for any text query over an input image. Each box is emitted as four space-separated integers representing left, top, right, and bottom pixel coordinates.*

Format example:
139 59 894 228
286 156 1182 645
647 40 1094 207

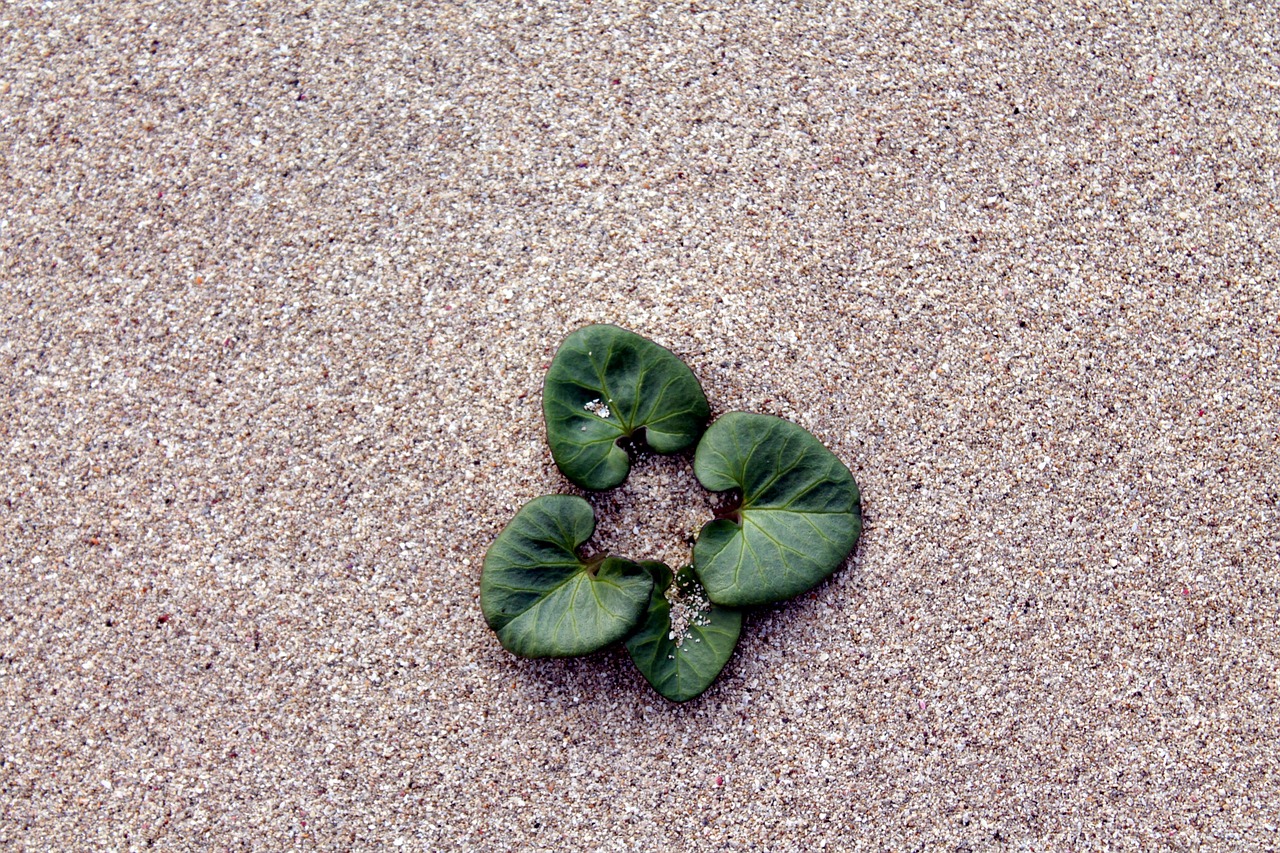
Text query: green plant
481 324 862 702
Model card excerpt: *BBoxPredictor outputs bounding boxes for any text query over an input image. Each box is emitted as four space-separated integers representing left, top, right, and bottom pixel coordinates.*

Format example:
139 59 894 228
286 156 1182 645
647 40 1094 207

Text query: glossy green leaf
625 562 743 703
543 324 710 490
481 495 653 658
692 412 862 607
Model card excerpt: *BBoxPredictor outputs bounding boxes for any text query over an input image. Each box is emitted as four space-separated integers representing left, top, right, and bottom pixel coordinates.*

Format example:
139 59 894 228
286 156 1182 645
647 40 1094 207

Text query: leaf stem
712 489 743 523
580 549 607 577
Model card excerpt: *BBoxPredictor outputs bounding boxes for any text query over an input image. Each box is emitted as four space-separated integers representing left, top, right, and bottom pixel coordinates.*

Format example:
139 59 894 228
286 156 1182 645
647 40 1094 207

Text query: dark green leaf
481 495 653 657
692 412 862 606
625 562 743 703
542 325 710 490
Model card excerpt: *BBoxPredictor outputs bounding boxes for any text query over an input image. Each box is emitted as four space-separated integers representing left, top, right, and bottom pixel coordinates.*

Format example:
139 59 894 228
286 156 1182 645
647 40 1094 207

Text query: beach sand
2 1 1278 848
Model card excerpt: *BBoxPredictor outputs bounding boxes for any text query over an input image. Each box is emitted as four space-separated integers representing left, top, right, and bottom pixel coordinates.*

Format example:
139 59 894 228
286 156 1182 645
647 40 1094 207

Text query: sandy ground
3 1 1279 849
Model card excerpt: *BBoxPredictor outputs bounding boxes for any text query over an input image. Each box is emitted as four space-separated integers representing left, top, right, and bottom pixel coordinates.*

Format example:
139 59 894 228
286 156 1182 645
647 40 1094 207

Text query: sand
2 1 1278 849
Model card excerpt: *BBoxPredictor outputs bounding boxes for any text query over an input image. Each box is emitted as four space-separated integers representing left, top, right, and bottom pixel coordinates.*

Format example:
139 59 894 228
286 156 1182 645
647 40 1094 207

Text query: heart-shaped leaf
625 562 743 703
542 324 710 490
692 412 862 607
481 495 653 658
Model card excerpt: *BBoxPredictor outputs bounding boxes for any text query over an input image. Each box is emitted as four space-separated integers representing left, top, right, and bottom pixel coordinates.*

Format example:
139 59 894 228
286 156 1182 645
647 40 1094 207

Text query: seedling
480 324 862 702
